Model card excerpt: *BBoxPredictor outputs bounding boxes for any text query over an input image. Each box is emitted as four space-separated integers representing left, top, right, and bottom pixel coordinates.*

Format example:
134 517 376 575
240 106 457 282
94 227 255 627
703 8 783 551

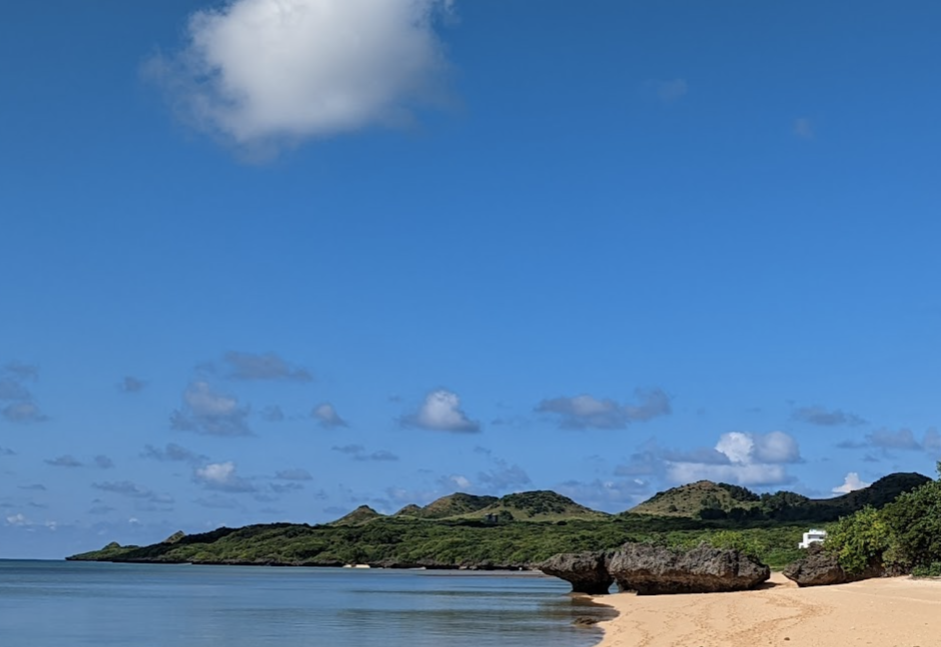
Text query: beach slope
594 572 941 646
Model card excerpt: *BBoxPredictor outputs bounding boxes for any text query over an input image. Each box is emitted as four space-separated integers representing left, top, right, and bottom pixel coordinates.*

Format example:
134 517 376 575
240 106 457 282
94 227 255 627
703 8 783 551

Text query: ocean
0 560 612 647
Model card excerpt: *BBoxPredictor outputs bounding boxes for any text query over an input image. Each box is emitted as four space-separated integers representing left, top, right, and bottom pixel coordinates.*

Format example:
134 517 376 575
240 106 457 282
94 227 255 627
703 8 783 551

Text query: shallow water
0 561 612 647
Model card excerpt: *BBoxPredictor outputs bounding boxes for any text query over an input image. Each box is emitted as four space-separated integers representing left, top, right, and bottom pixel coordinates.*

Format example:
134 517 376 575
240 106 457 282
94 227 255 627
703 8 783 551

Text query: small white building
798 528 827 549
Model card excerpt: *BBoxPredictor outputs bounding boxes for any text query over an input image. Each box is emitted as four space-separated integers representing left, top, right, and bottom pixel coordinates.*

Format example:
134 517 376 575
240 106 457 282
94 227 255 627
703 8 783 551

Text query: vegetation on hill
68 474 928 573
630 473 930 523
825 466 941 576
465 490 610 522
394 493 498 519
330 505 384 526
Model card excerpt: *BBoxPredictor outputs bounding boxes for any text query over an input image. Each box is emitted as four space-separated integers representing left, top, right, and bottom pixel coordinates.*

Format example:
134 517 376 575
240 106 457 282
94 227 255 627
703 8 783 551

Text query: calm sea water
0 561 612 647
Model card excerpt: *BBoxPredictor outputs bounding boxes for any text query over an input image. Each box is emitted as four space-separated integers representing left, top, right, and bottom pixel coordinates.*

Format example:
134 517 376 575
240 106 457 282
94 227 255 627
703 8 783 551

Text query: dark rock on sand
783 544 884 587
539 551 613 595
606 544 770 595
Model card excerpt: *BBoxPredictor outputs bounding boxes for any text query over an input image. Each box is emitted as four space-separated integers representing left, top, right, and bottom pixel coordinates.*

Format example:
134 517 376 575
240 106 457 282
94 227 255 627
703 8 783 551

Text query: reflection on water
0 561 611 647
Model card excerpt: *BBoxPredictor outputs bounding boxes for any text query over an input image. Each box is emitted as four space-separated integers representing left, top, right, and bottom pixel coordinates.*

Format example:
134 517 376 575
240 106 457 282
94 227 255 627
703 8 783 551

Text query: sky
2 0 941 559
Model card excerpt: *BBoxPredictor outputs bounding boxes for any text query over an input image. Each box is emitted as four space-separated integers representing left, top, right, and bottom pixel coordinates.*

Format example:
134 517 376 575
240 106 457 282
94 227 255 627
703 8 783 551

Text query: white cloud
716 431 801 465
665 431 800 487
313 403 347 428
832 472 871 494
194 461 256 492
442 474 471 490
149 0 453 153
666 462 790 487
171 381 251 436
403 389 480 432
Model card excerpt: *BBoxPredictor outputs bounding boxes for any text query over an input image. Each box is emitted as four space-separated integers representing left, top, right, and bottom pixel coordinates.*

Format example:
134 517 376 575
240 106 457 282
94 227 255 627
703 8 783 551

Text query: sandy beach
592 572 941 647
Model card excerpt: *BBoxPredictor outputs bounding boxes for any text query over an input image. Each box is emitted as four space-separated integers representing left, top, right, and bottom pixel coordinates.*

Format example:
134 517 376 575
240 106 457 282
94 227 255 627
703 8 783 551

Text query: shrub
825 506 891 574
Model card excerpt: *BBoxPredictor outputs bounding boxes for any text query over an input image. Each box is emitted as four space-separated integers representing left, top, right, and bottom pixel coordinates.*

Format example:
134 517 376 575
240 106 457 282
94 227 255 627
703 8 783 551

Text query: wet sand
592 572 941 646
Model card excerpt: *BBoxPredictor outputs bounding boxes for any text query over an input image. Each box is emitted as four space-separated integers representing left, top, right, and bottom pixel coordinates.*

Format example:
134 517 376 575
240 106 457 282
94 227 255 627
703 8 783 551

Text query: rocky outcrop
606 544 770 595
539 551 614 594
783 545 884 587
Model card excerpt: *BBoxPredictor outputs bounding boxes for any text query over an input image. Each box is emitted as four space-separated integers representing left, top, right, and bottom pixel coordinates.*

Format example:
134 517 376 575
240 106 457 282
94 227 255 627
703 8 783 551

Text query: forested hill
629 472 930 521
67 474 930 570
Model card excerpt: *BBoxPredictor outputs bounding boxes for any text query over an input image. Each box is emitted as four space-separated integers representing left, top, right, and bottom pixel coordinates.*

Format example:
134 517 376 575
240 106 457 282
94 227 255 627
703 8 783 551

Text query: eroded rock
783 544 883 587
606 544 770 595
539 551 613 594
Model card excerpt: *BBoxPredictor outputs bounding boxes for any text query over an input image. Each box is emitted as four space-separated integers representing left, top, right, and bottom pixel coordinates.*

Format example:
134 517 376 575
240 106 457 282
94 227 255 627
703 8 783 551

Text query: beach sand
592 572 941 647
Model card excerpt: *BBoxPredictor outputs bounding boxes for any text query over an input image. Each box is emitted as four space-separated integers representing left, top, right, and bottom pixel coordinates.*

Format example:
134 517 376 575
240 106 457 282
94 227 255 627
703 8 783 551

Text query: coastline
589 572 941 646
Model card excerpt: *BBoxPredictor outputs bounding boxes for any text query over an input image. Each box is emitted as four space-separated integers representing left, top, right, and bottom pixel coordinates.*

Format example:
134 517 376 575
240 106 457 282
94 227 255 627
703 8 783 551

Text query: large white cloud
665 431 801 487
150 0 453 151
402 389 480 432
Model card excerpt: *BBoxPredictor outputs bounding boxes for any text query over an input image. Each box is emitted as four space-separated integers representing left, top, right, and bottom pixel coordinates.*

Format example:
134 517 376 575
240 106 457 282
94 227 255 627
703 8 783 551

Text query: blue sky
2 0 941 558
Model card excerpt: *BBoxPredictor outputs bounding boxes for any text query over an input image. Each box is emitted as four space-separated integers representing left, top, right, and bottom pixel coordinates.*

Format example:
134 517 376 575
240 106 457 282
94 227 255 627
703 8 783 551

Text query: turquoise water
0 561 611 647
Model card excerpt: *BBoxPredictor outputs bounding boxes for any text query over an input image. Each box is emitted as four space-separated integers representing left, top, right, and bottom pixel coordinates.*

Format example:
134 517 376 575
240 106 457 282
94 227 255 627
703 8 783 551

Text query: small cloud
194 494 242 510
654 78 688 103
193 461 256 492
18 484 46 491
923 428 941 452
401 389 480 432
0 378 30 401
92 481 175 506
93 455 115 469
170 381 251 436
438 474 472 490
832 472 871 494
836 439 868 449
313 403 348 429
275 468 313 481
0 365 47 423
222 351 312 382
331 444 399 462
866 428 922 451
268 481 304 494
89 504 115 515
94 481 153 498
5 513 30 527
794 117 814 140
0 446 15 456
536 388 671 430
141 443 206 464
45 455 83 468
3 401 48 424
118 376 147 393
261 405 286 422
792 405 865 427
4 362 39 381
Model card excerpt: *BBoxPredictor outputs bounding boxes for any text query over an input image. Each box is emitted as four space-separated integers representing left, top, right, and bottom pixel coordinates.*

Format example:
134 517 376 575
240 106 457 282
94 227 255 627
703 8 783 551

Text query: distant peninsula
68 473 930 571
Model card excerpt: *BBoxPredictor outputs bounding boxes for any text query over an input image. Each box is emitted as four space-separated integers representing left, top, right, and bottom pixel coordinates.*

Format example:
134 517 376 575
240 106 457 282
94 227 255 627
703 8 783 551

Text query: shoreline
588 572 941 646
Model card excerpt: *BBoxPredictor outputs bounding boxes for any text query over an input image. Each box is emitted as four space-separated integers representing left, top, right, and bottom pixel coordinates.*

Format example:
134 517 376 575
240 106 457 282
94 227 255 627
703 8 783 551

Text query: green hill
464 490 609 522
329 505 384 526
629 472 931 522
631 481 760 517
394 493 498 519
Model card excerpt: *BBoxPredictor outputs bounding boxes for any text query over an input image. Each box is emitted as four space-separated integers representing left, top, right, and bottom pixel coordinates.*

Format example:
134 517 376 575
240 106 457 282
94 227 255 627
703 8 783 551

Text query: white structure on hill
798 528 827 549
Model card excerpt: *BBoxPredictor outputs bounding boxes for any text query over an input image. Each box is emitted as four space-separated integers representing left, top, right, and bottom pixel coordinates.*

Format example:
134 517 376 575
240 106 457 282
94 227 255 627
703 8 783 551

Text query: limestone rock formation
783 544 883 587
539 551 614 594
606 544 770 595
